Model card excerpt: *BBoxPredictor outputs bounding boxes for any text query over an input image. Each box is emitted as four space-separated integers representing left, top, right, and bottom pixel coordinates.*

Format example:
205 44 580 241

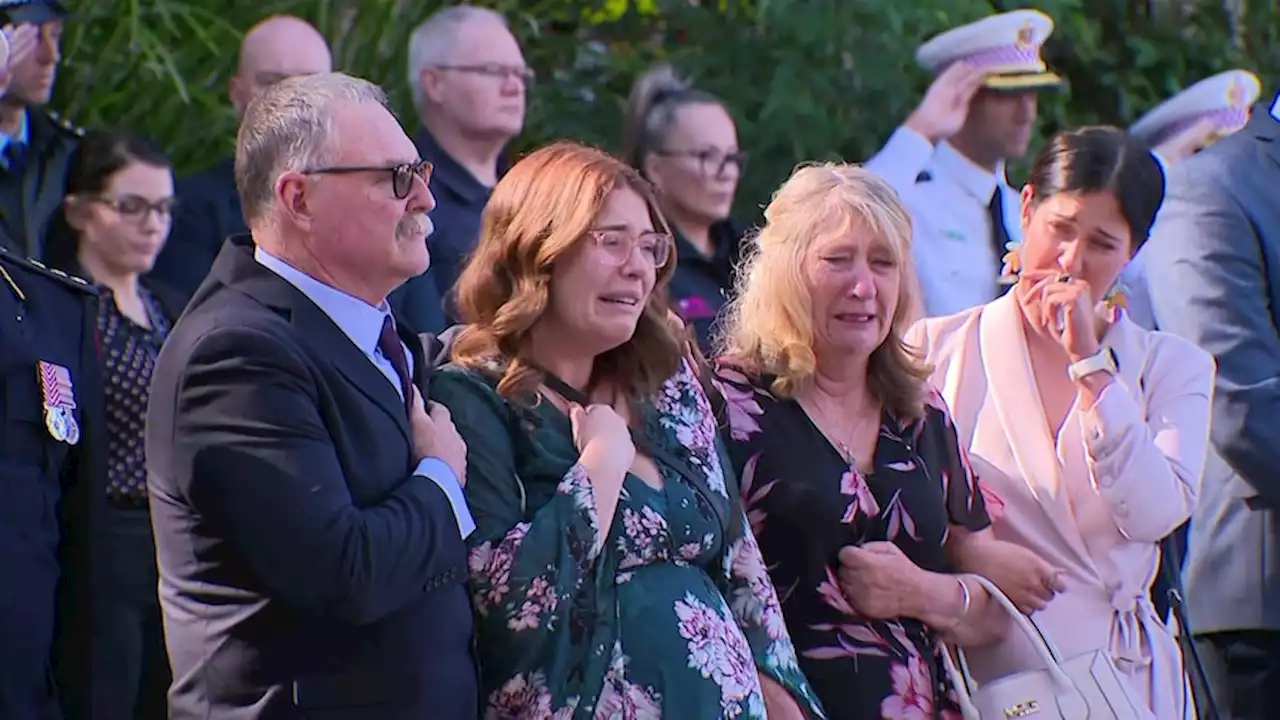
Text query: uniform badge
1015 22 1035 49
1227 76 1245 109
37 361 80 445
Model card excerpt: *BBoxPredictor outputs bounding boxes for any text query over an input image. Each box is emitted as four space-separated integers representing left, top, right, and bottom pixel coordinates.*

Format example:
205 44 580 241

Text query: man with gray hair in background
390 4 528 333
145 72 477 720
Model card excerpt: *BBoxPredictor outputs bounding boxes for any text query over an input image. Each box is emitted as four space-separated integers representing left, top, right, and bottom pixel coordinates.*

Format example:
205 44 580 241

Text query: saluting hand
904 61 987 143
1 24 39 74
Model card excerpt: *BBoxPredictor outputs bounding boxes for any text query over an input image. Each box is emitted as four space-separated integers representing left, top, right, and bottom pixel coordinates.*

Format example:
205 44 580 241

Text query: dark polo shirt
667 218 748 352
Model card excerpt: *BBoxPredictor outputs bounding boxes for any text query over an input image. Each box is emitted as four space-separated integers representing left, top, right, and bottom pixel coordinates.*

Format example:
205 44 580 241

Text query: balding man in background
149 14 331 302
146 72 476 720
390 5 527 333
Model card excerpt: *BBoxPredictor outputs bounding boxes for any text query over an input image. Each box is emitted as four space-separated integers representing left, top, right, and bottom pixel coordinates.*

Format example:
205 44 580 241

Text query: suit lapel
1247 98 1280 171
978 293 1093 561
212 237 411 444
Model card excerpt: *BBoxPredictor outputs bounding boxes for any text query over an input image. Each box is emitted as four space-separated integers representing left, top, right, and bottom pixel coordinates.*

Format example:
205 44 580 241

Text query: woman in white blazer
907 126 1214 719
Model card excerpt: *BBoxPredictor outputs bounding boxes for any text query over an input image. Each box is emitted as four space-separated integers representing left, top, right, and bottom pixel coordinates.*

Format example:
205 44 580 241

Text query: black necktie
988 190 1013 274
2 143 26 174
378 315 412 410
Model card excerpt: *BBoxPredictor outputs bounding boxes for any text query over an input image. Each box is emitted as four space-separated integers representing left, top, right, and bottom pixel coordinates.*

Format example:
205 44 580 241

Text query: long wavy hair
449 141 683 402
717 162 932 420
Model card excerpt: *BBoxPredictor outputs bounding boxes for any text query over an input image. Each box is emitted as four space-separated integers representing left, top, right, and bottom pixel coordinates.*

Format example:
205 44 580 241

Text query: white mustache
398 213 432 239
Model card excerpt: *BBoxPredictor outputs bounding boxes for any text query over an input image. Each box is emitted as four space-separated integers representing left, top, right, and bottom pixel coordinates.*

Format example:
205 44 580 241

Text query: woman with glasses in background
46 128 184 720
623 63 749 352
432 141 824 719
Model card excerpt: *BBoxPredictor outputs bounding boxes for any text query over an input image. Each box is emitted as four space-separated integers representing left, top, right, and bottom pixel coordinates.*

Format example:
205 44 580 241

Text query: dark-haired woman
622 64 748 352
47 129 183 719
907 126 1214 718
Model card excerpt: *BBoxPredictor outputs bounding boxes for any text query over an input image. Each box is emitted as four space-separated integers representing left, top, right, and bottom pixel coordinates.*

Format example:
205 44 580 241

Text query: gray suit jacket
1145 97 1280 634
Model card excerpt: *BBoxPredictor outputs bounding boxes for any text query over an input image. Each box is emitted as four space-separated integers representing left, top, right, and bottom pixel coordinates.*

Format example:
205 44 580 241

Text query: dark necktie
378 315 413 410
2 142 26 174
988 189 1013 274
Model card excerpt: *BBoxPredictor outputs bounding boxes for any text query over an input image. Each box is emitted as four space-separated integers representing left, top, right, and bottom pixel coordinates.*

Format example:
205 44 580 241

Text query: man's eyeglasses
587 229 673 268
434 63 536 87
303 160 434 200
92 195 177 222
655 148 749 178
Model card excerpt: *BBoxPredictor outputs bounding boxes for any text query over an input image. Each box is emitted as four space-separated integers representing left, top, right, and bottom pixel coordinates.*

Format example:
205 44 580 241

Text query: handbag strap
942 575 1085 708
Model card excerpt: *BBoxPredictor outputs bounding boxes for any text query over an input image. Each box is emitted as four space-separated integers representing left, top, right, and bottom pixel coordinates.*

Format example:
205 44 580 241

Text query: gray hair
236 72 388 224
406 5 508 111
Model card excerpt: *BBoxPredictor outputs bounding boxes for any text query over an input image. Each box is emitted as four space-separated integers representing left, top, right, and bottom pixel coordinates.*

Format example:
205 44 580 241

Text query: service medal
37 360 79 445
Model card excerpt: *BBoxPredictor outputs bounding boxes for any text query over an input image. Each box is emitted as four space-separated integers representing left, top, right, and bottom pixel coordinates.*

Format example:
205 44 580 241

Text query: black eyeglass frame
653 149 749 178
302 160 434 199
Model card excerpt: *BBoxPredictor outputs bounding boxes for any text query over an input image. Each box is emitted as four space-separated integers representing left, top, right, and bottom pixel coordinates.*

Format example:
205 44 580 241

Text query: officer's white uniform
864 10 1063 318
1122 69 1262 330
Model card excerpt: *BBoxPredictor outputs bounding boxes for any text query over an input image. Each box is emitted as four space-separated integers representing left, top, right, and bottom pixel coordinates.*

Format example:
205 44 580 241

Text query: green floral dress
431 358 824 719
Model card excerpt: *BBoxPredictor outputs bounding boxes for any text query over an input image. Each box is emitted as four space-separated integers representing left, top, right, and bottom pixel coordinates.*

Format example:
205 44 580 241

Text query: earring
1102 282 1129 318
998 242 1022 285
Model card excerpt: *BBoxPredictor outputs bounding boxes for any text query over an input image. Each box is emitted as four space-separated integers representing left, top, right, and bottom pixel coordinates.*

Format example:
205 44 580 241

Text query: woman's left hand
837 542 922 620
759 674 806 720
1038 276 1102 361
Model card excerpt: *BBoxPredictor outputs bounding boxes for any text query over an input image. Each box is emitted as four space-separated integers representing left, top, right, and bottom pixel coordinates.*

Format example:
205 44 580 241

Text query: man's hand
1 24 39 91
1152 117 1219 165
409 388 467 484
904 61 987 143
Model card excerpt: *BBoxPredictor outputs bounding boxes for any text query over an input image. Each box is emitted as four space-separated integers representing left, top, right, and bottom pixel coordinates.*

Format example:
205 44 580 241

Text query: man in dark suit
0 244 102 720
148 14 331 301
145 72 477 720
1146 90 1280 719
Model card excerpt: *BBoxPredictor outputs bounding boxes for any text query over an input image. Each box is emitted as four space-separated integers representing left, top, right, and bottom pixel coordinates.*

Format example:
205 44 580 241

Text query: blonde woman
712 164 1009 719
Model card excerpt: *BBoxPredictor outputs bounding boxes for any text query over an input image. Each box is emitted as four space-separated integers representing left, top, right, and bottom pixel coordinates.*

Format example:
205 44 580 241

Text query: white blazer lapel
977 295 1097 563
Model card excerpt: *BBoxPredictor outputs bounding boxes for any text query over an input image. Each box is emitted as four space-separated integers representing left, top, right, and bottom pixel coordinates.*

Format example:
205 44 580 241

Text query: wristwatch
1068 347 1119 382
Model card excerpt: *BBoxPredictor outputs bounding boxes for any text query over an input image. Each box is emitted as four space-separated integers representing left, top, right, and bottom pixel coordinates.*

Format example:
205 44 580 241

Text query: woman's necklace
798 396 878 469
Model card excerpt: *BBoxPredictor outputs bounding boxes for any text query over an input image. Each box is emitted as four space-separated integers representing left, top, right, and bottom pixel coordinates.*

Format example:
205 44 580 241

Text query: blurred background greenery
54 0 1277 223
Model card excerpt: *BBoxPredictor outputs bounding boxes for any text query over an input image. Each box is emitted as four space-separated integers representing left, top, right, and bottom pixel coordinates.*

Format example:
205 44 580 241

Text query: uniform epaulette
44 109 85 138
0 245 98 297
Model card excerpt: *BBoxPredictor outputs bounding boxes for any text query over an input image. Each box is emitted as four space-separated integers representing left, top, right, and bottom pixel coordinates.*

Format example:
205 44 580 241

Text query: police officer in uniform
1 240 102 719
0 0 82 260
864 9 1065 318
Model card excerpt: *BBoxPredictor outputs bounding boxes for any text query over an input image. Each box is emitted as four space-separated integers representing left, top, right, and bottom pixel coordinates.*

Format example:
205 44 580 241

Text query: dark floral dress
712 363 990 720
431 358 825 719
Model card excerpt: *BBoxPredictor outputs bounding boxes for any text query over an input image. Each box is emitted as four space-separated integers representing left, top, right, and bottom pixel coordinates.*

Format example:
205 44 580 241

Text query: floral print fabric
432 358 824 719
713 363 990 720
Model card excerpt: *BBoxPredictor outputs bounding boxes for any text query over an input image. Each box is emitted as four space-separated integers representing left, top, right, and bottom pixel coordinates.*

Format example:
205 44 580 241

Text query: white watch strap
1069 350 1115 381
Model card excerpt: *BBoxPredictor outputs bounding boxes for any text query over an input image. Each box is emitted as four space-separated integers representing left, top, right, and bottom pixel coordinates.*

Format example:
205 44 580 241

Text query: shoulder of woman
431 363 510 419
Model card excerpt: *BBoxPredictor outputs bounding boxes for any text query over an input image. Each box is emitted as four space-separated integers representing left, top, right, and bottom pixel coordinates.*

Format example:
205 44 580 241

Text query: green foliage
55 0 1277 223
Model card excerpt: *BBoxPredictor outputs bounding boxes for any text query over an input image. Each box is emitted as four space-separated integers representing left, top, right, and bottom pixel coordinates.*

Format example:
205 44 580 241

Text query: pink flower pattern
674 593 760 717
440 361 824 720
880 654 936 720
840 466 881 522
711 365 986 719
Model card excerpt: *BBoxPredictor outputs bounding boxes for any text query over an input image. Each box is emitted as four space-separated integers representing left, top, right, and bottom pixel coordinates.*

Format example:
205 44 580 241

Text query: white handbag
940 574 1147 720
